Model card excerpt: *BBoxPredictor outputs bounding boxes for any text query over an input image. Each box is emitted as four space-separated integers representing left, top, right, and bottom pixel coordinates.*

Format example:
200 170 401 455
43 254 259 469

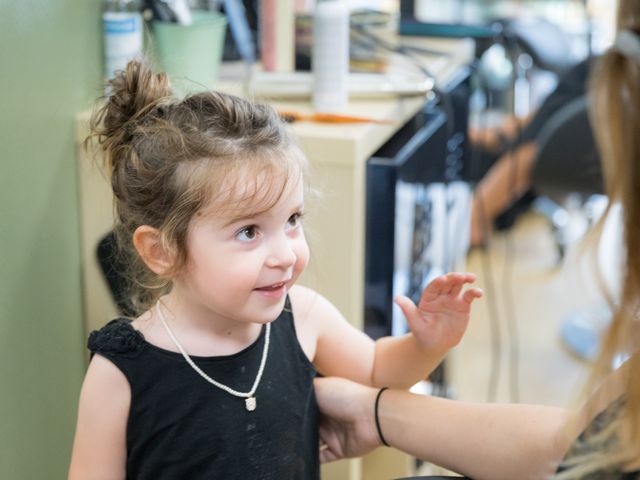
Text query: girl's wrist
410 332 449 356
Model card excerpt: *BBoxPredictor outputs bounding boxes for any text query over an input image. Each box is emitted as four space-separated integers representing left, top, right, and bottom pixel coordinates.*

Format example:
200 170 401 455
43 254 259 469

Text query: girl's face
175 169 309 325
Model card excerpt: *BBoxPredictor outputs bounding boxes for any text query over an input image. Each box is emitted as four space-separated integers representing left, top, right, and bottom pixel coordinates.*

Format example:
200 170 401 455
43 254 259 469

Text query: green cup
153 11 227 96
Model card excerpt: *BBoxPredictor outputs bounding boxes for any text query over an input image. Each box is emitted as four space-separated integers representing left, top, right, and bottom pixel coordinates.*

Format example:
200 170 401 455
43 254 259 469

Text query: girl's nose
266 236 296 268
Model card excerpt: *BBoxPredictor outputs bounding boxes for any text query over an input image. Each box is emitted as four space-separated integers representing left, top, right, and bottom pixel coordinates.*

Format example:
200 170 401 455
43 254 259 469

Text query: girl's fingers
437 273 460 295
403 273 481 312
462 288 483 304
449 279 466 297
450 275 476 297
442 277 456 295
438 272 477 296
423 276 444 300
462 272 477 283
425 273 476 299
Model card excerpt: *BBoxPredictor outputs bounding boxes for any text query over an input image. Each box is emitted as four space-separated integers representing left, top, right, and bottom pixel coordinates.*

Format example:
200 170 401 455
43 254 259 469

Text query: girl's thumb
394 295 416 323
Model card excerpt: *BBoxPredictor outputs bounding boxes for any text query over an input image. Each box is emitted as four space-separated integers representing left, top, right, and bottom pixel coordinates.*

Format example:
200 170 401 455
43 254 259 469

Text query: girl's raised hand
394 273 482 351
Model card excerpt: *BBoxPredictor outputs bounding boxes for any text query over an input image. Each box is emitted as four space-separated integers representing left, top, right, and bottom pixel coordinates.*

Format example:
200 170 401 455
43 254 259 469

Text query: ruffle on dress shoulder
87 319 145 358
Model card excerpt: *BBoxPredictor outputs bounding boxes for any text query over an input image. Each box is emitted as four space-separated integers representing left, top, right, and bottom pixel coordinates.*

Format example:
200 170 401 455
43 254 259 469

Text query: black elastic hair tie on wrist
375 387 390 447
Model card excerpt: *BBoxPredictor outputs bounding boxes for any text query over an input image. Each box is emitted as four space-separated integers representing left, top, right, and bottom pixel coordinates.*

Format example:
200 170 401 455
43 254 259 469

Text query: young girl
68 60 482 479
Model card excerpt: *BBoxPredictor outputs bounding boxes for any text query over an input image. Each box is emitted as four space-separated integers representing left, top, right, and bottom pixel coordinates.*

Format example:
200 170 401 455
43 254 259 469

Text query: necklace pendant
245 396 257 411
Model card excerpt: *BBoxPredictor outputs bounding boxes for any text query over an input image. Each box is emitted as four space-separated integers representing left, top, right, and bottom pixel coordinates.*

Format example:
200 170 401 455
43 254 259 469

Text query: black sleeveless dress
88 301 319 480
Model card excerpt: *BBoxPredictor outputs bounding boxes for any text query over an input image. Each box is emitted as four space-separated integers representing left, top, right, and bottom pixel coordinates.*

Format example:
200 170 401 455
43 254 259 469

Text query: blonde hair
556 0 640 476
87 60 306 314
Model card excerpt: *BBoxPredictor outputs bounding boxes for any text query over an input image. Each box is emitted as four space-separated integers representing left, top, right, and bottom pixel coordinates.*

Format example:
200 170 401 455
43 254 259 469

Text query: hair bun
90 60 172 174
106 60 171 129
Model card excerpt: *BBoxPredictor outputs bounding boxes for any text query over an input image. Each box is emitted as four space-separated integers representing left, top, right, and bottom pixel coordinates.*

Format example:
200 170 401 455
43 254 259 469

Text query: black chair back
532 95 602 197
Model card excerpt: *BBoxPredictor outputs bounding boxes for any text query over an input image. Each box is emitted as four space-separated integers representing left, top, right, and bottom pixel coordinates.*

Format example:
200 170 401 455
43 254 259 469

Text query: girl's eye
286 212 303 230
236 225 259 242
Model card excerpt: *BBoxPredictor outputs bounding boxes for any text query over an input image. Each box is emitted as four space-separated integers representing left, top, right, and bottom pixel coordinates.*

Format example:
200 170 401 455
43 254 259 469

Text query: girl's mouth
253 282 287 298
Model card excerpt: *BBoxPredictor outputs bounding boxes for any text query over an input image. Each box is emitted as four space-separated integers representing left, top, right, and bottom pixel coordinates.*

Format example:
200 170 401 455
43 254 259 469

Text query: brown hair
557 0 640 476
87 60 306 313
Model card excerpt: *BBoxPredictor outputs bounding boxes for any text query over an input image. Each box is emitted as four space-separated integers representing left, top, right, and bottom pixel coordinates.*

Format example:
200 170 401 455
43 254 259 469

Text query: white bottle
312 0 349 113
102 0 144 80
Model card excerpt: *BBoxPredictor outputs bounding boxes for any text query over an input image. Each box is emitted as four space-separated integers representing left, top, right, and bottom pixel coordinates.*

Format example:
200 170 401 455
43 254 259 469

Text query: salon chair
530 94 602 260
532 94 608 360
532 96 601 194
97 230 137 317
499 16 577 118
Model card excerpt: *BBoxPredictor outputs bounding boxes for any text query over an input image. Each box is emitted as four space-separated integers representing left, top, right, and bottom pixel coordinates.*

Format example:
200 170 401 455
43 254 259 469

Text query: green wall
0 1 102 478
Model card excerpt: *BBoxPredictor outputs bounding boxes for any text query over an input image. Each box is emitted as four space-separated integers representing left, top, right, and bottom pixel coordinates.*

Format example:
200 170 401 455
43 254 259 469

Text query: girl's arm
316 376 571 480
291 273 481 388
68 355 129 480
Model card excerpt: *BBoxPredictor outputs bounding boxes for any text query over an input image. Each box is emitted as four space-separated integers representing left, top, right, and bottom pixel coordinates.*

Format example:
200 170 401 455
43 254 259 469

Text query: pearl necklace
155 302 270 411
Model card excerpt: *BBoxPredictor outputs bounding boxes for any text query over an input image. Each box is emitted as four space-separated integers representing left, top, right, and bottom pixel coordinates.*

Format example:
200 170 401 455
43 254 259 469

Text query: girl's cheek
295 239 310 274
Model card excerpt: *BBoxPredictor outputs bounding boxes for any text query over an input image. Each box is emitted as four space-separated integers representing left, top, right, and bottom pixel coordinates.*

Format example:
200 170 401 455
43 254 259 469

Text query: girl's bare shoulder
288 285 342 361
288 285 342 325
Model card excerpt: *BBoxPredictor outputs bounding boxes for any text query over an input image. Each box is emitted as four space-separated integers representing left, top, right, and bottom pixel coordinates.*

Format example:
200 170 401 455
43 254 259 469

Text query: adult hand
315 377 381 463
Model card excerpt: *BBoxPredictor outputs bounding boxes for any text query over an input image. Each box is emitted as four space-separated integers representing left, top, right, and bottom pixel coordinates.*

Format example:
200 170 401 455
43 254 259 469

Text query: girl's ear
133 225 174 276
